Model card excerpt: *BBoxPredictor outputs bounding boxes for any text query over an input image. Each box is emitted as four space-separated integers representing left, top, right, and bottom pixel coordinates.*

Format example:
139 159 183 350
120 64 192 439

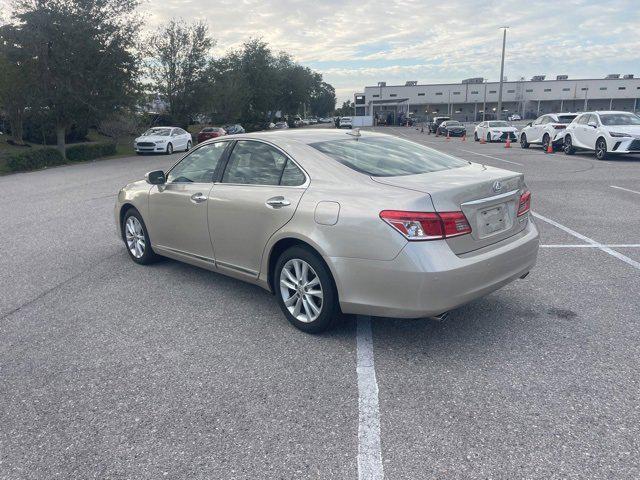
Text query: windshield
557 115 577 124
488 121 509 127
600 113 640 126
310 136 469 177
143 128 171 136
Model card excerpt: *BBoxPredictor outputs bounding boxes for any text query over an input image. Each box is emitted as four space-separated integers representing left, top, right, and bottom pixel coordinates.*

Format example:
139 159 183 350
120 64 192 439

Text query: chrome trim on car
461 189 519 206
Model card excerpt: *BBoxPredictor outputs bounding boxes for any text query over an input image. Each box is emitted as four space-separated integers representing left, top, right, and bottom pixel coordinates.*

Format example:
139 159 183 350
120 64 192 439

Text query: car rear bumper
331 217 539 318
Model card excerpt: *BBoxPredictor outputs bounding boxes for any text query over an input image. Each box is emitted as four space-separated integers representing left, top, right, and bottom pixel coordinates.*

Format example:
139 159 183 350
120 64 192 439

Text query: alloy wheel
596 139 607 160
542 134 550 150
279 258 323 323
125 216 145 258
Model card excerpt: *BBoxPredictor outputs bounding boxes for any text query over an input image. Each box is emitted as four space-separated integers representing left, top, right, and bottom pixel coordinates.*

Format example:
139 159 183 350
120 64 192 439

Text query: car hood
605 125 640 136
135 135 169 142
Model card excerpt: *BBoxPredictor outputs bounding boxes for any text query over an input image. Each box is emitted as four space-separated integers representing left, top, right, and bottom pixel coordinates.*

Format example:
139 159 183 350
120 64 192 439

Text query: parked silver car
115 130 539 332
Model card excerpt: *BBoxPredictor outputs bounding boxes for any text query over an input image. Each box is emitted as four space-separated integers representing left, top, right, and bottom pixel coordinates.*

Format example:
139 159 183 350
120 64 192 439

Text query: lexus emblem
492 181 503 193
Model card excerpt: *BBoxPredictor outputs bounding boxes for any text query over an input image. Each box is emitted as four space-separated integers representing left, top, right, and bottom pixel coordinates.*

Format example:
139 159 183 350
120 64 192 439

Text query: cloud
2 0 639 102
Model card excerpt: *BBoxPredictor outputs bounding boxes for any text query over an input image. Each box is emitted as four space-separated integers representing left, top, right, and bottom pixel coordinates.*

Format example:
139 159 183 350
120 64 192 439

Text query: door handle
265 196 291 208
190 192 207 204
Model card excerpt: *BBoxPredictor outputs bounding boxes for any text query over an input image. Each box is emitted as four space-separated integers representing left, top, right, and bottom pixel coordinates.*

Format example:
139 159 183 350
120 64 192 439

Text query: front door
148 141 230 262
208 140 308 277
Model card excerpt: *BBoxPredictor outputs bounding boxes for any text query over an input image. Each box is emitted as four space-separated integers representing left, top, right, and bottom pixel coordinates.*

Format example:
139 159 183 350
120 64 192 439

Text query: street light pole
497 27 508 120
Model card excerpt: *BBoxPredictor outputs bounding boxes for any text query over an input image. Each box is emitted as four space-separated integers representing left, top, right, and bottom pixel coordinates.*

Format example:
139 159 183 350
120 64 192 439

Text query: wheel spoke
293 296 302 317
306 276 319 288
305 295 320 316
281 278 296 290
284 293 298 306
306 288 323 299
293 260 302 281
300 262 308 283
283 268 297 285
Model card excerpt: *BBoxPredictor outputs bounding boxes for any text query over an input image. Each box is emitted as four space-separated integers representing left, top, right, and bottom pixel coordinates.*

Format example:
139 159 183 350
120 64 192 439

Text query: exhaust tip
430 311 450 322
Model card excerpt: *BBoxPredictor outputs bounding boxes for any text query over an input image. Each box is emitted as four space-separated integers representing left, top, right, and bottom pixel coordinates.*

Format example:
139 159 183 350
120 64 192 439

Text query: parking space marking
457 149 523 166
356 316 384 480
610 185 640 196
533 212 640 270
541 244 640 248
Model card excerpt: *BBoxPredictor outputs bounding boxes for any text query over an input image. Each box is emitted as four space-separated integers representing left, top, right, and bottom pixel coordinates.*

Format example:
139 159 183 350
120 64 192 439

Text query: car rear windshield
600 113 640 126
446 121 462 126
310 136 469 177
557 115 577 124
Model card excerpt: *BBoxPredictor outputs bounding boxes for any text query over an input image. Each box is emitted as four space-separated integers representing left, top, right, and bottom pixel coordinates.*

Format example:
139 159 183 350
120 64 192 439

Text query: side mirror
587 121 597 128
145 170 166 185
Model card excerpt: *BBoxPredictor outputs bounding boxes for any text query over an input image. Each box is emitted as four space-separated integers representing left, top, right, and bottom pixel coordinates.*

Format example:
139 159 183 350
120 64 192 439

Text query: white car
474 121 518 143
508 114 522 121
562 111 640 160
134 127 192 155
519 113 578 151
339 117 353 129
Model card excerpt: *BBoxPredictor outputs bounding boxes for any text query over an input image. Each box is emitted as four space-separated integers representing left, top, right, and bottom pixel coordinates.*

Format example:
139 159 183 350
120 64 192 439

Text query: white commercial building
354 75 640 124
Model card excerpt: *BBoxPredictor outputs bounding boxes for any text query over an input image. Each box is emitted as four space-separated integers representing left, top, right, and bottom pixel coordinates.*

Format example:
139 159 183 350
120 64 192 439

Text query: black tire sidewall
564 135 575 154
274 246 340 333
520 133 529 148
166 143 173 154
122 208 158 265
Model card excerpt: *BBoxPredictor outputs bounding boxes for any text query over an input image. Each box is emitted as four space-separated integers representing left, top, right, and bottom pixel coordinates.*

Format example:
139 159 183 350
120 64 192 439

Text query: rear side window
310 136 468 177
222 140 306 186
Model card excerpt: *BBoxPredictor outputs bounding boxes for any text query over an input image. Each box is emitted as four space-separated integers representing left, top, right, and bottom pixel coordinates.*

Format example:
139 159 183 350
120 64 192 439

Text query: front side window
600 113 640 126
310 136 468 177
222 141 296 186
167 142 228 183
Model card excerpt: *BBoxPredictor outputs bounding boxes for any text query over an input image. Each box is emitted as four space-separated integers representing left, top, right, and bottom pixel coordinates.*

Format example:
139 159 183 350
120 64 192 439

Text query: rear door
208 140 308 277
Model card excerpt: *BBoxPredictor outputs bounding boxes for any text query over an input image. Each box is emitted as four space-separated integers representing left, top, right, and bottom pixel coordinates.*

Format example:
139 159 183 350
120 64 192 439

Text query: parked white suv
474 121 518 143
562 111 640 160
339 117 353 129
519 113 578 151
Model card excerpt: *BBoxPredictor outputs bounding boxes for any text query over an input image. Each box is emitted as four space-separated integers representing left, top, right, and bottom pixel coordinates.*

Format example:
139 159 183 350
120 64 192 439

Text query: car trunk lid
372 163 528 254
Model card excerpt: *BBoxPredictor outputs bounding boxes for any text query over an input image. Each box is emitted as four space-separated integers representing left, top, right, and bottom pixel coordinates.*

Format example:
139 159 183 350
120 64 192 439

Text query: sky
2 0 639 103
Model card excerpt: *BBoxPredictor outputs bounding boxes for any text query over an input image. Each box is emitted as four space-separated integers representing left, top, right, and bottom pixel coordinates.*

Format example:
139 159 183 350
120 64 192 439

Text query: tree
99 112 140 146
310 81 336 117
147 19 214 125
8 0 141 156
0 30 35 145
336 100 354 117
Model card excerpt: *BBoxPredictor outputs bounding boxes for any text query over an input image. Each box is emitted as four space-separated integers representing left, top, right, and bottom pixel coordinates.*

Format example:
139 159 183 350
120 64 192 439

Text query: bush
66 142 117 162
5 147 65 172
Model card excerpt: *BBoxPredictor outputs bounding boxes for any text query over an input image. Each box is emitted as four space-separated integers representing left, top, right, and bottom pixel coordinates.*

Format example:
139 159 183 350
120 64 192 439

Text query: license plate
480 205 507 235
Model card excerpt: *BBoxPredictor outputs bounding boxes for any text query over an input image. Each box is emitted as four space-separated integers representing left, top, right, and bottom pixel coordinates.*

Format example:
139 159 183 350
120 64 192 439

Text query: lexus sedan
474 121 517 143
134 127 192 155
437 120 466 137
116 130 539 333
562 111 640 160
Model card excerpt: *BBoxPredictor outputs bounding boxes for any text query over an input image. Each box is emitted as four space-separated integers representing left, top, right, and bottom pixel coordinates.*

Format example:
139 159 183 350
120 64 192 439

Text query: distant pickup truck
428 116 450 133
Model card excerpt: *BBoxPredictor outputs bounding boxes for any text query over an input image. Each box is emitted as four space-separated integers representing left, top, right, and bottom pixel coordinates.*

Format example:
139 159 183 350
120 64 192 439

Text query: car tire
520 133 530 148
186 140 192 151
486 133 491 143
595 137 608 160
122 208 159 265
542 133 551 151
274 246 341 333
166 143 173 155
563 135 575 155
474 132 479 142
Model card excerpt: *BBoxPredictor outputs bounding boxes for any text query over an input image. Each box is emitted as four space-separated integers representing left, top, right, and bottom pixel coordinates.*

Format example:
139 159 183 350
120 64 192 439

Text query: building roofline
362 77 639 89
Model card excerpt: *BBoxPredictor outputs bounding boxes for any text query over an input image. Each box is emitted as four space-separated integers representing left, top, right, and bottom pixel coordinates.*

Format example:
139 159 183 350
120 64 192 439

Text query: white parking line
356 316 384 480
457 149 524 166
541 244 640 248
533 212 640 270
610 185 640 196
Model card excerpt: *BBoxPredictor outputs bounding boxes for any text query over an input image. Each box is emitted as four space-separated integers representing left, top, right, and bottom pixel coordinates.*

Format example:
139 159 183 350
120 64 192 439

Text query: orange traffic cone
546 140 553 154
505 136 511 148
446 131 450 141
480 135 486 144
461 133 466 141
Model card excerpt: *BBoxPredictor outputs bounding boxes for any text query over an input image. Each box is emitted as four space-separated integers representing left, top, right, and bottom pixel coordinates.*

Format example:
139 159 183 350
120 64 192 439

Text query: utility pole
497 27 508 120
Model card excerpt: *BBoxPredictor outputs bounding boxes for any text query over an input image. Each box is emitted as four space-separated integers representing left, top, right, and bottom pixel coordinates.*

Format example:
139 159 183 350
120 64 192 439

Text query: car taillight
517 191 531 216
553 124 566 129
379 210 471 241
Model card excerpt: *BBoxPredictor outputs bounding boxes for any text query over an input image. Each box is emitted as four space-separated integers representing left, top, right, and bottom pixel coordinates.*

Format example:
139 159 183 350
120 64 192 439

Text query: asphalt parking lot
1 128 639 479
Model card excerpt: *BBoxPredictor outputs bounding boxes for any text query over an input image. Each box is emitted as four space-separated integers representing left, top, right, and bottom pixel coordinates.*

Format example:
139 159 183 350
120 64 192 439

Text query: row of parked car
426 111 640 160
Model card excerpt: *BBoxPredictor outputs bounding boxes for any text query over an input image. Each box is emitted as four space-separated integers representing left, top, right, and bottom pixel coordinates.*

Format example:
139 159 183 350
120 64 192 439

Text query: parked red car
197 127 226 143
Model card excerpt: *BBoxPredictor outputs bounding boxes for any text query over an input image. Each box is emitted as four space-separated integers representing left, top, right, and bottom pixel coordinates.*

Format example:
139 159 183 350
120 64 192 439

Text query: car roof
213 128 390 146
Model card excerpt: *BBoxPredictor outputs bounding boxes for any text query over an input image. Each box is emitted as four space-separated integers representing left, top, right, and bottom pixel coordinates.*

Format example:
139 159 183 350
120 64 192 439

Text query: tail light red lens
380 210 471 241
517 191 531 216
